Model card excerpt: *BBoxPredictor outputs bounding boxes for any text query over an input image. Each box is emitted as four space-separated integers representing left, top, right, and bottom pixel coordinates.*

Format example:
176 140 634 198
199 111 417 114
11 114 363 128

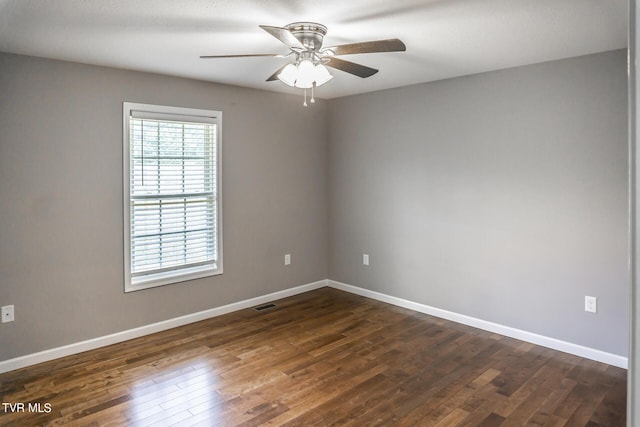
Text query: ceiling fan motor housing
285 22 327 52
200 22 405 84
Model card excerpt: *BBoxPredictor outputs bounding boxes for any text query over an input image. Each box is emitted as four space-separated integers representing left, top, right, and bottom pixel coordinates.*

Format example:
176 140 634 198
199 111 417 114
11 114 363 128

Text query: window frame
123 102 223 292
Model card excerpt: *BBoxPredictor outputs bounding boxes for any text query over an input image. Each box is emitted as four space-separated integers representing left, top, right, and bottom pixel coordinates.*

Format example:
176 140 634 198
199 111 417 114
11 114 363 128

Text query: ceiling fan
200 22 406 105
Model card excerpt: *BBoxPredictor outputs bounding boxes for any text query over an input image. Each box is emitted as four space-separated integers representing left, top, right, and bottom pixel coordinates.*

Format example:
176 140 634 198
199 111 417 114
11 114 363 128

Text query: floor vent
254 303 277 311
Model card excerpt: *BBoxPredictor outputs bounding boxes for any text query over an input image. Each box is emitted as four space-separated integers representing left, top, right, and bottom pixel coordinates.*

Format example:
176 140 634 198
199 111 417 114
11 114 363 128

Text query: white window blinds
124 103 222 291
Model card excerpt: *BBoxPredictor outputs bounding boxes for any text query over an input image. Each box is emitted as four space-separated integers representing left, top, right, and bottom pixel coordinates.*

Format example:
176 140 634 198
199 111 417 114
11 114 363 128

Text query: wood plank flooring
0 287 627 426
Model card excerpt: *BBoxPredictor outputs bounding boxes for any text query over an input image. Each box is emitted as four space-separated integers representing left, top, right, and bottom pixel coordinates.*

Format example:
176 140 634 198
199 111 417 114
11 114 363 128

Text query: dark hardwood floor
0 287 627 426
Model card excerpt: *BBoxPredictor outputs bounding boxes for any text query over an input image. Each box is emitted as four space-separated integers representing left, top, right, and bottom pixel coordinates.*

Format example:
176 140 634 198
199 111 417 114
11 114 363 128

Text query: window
123 103 222 292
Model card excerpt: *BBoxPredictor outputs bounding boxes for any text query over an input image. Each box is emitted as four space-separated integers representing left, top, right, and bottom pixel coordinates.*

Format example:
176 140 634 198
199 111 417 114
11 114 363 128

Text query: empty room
0 0 637 426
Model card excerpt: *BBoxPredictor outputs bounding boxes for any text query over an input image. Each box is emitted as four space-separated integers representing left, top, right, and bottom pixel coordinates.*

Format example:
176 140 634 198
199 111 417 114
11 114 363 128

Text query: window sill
125 264 222 293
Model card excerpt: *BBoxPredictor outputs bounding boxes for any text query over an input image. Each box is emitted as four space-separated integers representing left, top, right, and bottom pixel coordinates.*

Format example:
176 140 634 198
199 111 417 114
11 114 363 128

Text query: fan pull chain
311 83 316 104
303 88 308 107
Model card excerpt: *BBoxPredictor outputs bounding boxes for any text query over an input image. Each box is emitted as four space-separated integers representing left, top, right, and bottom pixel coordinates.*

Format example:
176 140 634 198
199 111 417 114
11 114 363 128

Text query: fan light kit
201 22 406 106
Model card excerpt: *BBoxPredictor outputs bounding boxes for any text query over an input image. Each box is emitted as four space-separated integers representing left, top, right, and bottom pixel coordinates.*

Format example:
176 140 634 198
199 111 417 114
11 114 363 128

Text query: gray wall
0 49 629 363
328 49 629 356
0 53 328 361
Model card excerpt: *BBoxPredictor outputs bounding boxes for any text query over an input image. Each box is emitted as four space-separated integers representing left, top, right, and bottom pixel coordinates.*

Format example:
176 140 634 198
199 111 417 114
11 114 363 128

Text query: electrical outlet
284 254 291 266
585 296 597 313
363 253 369 266
1 305 14 323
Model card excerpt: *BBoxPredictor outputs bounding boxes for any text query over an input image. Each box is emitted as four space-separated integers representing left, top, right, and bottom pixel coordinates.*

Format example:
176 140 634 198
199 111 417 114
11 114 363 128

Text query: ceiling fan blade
259 25 305 50
325 57 379 78
200 53 282 59
326 38 406 56
266 64 288 82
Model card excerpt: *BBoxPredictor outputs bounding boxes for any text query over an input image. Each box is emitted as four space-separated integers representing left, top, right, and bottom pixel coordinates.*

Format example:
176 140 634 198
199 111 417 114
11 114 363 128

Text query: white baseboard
0 278 627 373
0 279 328 374
328 280 628 369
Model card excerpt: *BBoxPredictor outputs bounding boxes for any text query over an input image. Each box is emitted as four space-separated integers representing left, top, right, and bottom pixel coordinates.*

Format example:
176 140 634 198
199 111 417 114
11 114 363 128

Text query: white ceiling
0 0 628 99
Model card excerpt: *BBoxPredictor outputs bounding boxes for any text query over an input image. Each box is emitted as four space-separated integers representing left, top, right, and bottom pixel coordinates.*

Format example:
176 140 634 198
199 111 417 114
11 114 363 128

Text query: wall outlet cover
1 305 14 323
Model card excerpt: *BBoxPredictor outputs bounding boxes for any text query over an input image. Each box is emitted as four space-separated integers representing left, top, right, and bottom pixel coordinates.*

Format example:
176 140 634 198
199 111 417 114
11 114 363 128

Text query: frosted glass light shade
314 64 333 86
278 59 334 90
295 60 315 88
277 63 297 87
